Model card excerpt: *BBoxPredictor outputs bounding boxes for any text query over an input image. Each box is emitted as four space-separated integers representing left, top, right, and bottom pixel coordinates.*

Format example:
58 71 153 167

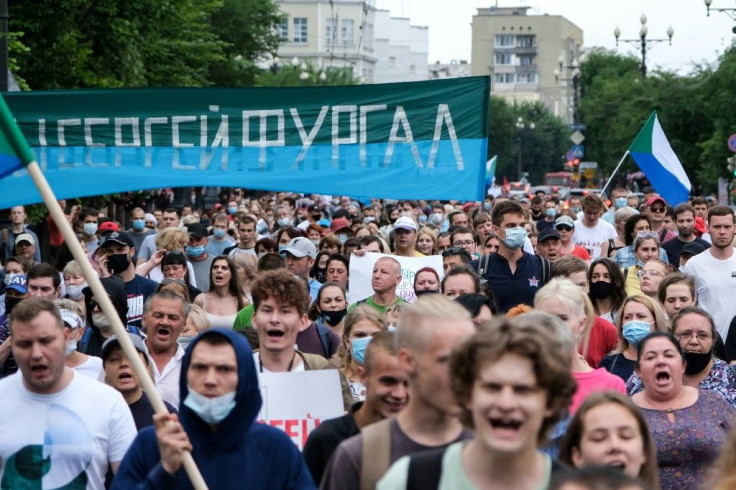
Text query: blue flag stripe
630 152 691 205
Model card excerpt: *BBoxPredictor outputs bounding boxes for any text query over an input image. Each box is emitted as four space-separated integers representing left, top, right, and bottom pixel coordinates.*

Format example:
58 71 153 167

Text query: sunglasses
650 206 665 213
636 231 659 239
556 225 573 231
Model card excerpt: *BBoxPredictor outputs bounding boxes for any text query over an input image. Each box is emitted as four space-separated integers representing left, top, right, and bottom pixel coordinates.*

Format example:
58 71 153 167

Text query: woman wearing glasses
623 232 664 296
613 214 669 268
626 307 736 409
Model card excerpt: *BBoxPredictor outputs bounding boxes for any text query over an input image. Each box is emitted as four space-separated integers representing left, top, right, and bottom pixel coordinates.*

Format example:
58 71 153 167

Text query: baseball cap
15 233 35 246
59 309 85 330
554 215 575 229
6 275 27 294
645 196 666 207
101 231 134 248
98 221 120 233
538 228 561 243
101 333 148 362
330 218 351 233
318 218 331 229
281 237 317 259
462 202 477 213
694 216 706 235
680 241 707 260
308 204 321 213
394 216 417 232
187 223 209 240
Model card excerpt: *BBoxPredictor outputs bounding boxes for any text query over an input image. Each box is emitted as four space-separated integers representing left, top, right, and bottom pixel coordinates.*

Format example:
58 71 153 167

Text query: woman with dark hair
310 251 329 284
413 266 440 296
325 254 349 291
202 255 247 329
632 331 735 489
308 282 348 336
587 258 626 324
454 293 495 325
275 226 303 252
558 391 659 489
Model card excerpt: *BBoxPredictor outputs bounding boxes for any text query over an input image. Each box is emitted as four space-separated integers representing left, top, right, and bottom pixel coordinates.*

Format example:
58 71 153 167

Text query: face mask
428 213 443 226
484 202 492 211
546 208 556 218
187 245 206 258
4 296 23 316
278 244 287 253
311 239 321 247
66 283 87 301
3 273 18 286
177 335 196 350
322 309 348 326
614 197 628 208
311 214 322 221
501 226 526 250
228 206 238 215
417 215 428 225
107 253 131 275
415 289 440 297
683 351 711 375
362 217 374 224
92 311 112 330
184 387 236 424
589 281 613 300
83 223 98 235
337 234 348 244
132 219 145 231
277 218 292 227
65 338 78 357
213 228 226 239
622 321 653 348
351 336 373 365
571 206 582 213
266 216 274 223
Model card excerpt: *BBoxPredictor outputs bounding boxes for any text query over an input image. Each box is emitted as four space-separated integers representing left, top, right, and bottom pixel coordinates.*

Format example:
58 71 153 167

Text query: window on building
494 53 512 65
517 36 534 48
519 55 533 66
495 35 515 47
409 64 416 74
277 17 289 40
496 73 515 84
293 18 308 43
389 56 396 67
342 19 354 44
326 18 336 42
517 72 538 83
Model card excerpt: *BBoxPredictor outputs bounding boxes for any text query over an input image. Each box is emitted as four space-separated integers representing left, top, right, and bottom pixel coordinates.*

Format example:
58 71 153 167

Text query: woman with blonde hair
55 298 103 380
534 278 625 413
338 305 389 402
177 304 211 350
414 227 438 256
599 294 668 382
135 227 197 285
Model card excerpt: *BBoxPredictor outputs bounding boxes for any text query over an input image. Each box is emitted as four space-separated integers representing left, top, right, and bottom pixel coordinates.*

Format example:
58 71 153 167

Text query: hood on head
179 328 262 448
83 276 129 330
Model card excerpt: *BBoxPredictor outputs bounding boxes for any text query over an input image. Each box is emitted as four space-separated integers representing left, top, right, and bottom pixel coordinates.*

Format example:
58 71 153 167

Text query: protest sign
258 370 345 450
349 252 443 304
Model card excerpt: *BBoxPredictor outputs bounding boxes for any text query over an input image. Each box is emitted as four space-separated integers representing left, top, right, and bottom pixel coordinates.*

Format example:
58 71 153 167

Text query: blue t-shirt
483 252 548 313
124 274 159 330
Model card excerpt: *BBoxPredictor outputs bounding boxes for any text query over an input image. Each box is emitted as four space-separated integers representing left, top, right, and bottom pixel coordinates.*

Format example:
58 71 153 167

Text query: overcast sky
376 0 735 74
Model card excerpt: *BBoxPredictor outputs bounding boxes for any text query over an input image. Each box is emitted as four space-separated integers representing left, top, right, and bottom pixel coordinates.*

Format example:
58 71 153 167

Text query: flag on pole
628 111 691 205
485 155 497 188
0 95 34 179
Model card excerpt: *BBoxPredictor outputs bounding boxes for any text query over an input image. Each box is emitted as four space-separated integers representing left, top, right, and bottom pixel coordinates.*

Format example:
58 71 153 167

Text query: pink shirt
570 368 626 414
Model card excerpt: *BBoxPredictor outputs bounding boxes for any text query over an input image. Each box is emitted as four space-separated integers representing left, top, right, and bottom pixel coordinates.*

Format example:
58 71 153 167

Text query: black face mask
589 281 613 300
311 214 322 221
106 253 131 275
322 309 348 326
4 296 23 316
415 289 440 297
315 269 326 284
684 351 712 375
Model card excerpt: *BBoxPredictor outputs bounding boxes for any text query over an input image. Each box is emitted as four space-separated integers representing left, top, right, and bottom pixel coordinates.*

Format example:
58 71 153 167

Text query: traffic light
572 158 580 167
728 156 736 177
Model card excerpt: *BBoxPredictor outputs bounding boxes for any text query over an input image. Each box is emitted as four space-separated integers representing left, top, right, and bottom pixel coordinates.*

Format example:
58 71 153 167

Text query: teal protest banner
0 77 489 207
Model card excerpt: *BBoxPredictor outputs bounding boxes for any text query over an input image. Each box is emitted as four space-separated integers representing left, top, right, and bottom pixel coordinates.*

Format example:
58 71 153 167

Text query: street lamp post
614 14 673 78
515 117 535 181
704 0 736 32
554 55 582 124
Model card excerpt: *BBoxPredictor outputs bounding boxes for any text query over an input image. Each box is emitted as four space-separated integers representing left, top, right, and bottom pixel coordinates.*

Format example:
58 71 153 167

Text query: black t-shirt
303 402 362 485
598 353 636 382
483 252 548 313
661 236 710 265
129 392 178 431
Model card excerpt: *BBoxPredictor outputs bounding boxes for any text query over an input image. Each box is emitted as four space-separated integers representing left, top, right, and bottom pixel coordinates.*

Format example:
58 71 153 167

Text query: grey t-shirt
189 254 215 292
319 418 472 489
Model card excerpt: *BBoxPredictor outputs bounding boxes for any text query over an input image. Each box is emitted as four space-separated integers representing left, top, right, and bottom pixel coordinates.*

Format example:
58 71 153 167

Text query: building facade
471 6 583 122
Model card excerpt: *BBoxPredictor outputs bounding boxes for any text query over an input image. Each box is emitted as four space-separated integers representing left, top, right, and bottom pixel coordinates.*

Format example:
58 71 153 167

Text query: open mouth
655 370 671 382
490 417 522 431
266 329 285 338
157 327 171 337
119 372 133 381
214 275 224 281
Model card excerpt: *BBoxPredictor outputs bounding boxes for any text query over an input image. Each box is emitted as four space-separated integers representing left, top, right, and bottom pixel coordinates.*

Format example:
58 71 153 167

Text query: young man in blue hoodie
112 328 315 489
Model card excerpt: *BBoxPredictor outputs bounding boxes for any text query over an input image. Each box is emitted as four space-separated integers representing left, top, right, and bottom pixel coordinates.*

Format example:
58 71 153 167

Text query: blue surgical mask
615 197 628 208
177 335 196 350
622 320 653 348
83 223 98 235
363 217 375 224
337 234 348 244
65 338 78 357
429 213 444 226
278 245 287 253
418 215 427 224
132 219 145 231
501 226 526 250
213 228 226 239
571 206 582 213
277 218 292 227
187 245 206 258
184 387 236 424
351 336 373 365
484 202 492 211
66 283 87 301
546 208 556 218
228 206 238 215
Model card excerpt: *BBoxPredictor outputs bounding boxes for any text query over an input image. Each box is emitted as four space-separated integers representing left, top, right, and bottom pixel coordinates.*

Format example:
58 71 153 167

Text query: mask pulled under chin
183 387 236 424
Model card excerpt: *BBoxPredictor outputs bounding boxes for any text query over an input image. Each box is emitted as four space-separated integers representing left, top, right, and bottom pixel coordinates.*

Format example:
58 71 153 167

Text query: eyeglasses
556 225 573 232
650 206 666 213
453 240 475 247
674 331 712 342
636 231 659 239
635 269 664 278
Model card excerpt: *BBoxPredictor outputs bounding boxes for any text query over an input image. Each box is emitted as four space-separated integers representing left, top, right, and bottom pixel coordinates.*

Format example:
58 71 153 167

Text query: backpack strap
314 322 333 357
622 267 629 281
406 447 446 490
539 255 550 284
729 364 736 381
78 328 93 354
360 418 392 490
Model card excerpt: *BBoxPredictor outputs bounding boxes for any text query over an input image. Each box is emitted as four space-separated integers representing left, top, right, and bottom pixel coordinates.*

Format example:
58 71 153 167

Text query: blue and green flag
0 95 34 179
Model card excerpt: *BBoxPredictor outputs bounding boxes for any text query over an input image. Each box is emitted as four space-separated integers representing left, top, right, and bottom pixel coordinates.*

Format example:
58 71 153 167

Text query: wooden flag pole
25 161 208 490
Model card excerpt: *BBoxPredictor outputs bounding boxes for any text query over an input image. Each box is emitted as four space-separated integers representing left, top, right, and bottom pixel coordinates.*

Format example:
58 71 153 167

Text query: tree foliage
254 60 362 87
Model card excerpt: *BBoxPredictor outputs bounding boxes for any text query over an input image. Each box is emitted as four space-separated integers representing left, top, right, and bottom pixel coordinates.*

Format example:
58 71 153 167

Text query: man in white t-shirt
681 205 736 338
573 194 617 260
0 298 136 488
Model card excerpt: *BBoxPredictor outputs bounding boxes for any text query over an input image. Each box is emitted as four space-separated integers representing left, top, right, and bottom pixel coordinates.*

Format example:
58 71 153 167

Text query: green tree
254 60 361 87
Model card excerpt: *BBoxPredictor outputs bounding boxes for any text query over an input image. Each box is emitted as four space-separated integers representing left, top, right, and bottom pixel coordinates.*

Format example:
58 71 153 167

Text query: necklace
259 350 297 373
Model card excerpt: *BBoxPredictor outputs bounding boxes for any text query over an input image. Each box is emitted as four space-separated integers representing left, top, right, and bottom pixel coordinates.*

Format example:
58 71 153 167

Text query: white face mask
66 283 87 301
183 387 236 424
92 311 111 330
